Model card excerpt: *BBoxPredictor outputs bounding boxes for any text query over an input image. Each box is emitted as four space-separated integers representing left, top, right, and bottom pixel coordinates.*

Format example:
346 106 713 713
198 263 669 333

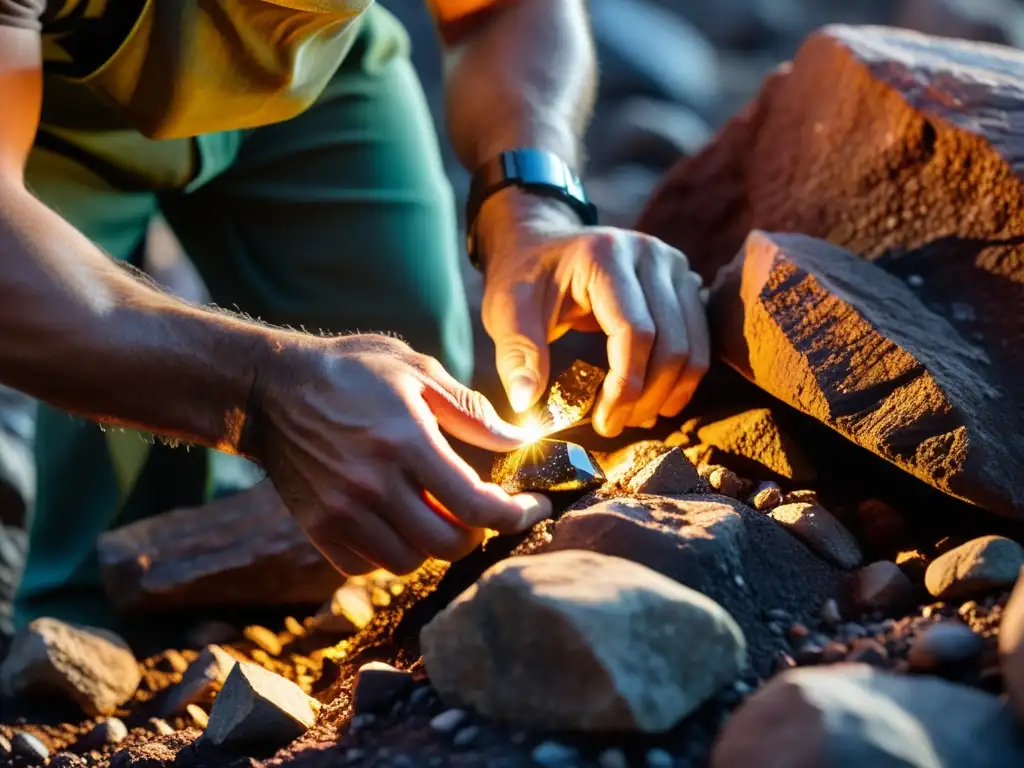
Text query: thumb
415 360 530 453
485 294 550 414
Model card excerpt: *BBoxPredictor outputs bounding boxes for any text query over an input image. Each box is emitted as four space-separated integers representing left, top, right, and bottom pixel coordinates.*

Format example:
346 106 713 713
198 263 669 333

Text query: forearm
442 0 596 173
0 183 276 454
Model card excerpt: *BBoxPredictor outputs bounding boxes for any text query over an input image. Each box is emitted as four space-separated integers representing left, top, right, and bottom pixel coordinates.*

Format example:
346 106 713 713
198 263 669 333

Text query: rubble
201 662 320 749
768 502 862 570
160 644 237 717
924 536 1024 600
712 665 1024 767
0 618 140 717
625 447 701 495
421 551 746 732
97 480 343 613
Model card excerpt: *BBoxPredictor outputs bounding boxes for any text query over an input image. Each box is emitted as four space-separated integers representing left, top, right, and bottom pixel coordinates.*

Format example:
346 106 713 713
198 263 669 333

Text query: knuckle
389 553 427 576
628 322 657 349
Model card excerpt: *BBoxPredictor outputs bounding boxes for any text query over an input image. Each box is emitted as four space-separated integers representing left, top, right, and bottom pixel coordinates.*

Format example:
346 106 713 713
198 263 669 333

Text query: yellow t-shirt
0 0 507 139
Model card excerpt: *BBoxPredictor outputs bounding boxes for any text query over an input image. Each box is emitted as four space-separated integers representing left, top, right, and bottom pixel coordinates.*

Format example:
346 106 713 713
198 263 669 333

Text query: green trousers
14 6 472 630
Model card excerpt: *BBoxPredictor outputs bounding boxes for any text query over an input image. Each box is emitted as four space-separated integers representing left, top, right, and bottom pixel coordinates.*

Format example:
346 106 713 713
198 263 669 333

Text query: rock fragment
907 620 984 672
0 734 11 759
998 567 1024 724
748 482 782 511
80 718 129 750
852 561 917 612
421 551 746 732
353 661 414 715
707 466 742 498
626 447 700 496
201 662 320 749
712 665 1024 767
97 481 342 613
242 626 282 657
638 25 1024 517
696 408 815 483
925 536 1024 600
769 502 862 569
161 644 237 716
12 732 50 762
310 582 375 635
0 618 140 716
537 359 607 432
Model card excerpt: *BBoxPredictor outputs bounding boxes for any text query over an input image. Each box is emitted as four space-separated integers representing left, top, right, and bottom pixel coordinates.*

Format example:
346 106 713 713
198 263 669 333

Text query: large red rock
709 231 1023 517
638 26 1024 516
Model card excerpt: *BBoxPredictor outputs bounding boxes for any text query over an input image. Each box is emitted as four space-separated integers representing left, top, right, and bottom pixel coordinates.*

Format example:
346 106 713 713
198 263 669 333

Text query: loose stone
12 732 50 762
769 503 862 569
429 708 468 733
186 704 209 729
532 740 578 767
708 466 742 498
243 625 283 656
598 748 629 768
853 561 916 612
749 482 783 511
353 661 414 715
148 718 175 736
820 598 842 625
627 448 700 495
647 748 674 767
925 536 1024 600
908 620 984 671
452 725 480 747
82 717 128 749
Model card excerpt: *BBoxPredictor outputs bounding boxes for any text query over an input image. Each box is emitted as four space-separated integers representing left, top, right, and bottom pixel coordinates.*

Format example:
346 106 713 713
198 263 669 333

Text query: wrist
473 187 581 268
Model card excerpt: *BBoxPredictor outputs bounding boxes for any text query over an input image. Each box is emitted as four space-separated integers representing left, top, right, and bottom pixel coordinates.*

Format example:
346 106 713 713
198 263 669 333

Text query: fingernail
514 493 552 529
508 372 538 413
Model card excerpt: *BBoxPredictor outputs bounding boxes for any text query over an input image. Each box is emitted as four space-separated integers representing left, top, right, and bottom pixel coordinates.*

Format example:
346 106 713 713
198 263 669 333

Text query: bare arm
0 28 271 453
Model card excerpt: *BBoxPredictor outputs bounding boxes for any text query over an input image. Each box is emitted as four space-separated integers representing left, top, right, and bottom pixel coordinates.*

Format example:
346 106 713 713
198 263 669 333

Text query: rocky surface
421 550 746 732
1 619 141 717
768 502 862 570
97 480 343 614
639 25 1024 517
712 664 1024 767
925 536 1024 600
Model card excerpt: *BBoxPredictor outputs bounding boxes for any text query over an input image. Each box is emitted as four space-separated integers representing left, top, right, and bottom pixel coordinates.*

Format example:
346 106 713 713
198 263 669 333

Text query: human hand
247 333 551 576
477 189 710 438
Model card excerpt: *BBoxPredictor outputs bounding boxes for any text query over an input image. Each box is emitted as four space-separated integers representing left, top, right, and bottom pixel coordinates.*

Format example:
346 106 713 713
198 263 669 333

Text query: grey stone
0 618 140 716
769 503 862 569
428 708 467 733
712 665 1024 768
531 740 578 768
421 551 746 732
925 536 1024 600
545 495 843 676
12 732 49 762
81 717 129 749
452 725 480 748
647 748 674 768
201 662 320 749
908 620 984 671
1000 567 1024 724
161 644 237 716
853 561 917 612
353 661 413 715
626 448 700 495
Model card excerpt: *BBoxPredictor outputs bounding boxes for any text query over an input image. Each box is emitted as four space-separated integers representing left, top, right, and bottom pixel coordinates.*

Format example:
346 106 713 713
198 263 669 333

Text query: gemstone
493 440 606 495
539 360 607 432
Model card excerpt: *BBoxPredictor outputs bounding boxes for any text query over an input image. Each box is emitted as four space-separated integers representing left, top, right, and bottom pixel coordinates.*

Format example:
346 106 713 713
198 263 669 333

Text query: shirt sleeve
0 0 45 30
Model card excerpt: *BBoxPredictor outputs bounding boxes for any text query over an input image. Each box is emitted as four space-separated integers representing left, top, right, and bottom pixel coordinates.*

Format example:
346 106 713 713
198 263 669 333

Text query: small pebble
453 725 480 748
284 616 305 637
349 714 376 732
795 643 824 664
599 748 629 768
408 685 434 711
787 622 810 641
50 754 86 767
429 708 467 733
12 732 50 762
922 603 945 619
647 748 674 768
838 622 869 641
908 620 984 671
148 718 175 736
820 598 842 625
353 661 414 715
774 652 797 673
186 704 209 729
345 748 366 764
750 482 783 511
821 641 849 664
784 489 818 505
768 621 784 637
158 650 190 674
708 466 742 498
84 717 128 748
0 734 11 757
733 680 753 696
243 625 283 656
846 638 889 666
532 740 578 767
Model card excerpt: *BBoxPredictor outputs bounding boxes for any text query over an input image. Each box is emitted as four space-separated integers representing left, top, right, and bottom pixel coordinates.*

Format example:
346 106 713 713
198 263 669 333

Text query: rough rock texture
852 561 917 612
202 662 320 750
712 665 1024 768
0 618 141 716
97 481 343 613
637 25 1024 517
626 447 701 495
1000 567 1024 723
695 409 815 483
710 230 1021 518
925 535 1024 600
160 645 237 717
545 495 845 675
768 502 862 570
421 551 746 733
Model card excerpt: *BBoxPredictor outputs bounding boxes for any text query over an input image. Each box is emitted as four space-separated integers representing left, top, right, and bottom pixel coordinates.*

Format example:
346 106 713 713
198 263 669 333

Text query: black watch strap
465 148 598 270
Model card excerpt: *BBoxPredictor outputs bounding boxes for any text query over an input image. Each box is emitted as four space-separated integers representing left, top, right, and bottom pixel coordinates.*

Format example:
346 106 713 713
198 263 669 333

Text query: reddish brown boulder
97 481 343 613
637 26 1024 516
708 230 1023 517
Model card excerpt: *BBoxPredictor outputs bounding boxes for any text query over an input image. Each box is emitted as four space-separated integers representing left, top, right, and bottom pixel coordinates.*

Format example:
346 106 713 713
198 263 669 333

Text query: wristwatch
465 148 599 270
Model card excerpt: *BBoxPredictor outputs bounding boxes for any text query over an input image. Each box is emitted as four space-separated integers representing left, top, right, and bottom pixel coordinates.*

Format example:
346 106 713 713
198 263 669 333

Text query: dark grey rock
12 732 49 762
353 661 414 715
908 621 984 671
925 536 1024 600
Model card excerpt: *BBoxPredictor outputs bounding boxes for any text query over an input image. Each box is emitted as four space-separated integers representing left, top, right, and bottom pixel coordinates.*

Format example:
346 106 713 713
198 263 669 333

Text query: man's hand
478 190 710 438
250 334 551 576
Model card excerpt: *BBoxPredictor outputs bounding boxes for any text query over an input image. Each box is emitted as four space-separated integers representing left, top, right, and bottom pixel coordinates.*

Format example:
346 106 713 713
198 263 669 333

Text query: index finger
588 257 656 437
404 396 552 534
